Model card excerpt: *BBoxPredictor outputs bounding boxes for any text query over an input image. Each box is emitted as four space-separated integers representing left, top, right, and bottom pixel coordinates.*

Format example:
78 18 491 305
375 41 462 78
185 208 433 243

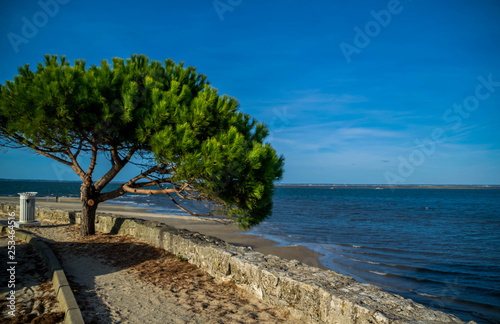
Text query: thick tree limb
66 149 86 181
110 146 122 165
94 146 138 191
130 178 173 188
96 186 126 202
86 143 98 177
94 163 123 191
142 178 212 217
96 166 172 202
127 165 161 184
122 184 177 195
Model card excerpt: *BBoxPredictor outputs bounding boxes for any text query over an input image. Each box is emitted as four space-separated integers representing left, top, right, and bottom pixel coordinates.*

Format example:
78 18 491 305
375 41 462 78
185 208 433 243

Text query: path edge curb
1 225 85 324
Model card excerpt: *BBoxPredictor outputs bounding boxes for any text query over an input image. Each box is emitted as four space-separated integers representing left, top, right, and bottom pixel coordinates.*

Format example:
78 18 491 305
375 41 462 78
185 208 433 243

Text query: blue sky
0 0 499 184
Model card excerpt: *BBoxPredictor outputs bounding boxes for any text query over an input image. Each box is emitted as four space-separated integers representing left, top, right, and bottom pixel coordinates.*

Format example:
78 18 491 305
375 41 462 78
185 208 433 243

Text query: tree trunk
80 183 99 236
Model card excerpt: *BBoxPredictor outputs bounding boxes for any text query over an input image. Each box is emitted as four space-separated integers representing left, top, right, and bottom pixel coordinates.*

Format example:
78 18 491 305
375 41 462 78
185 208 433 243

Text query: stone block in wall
134 220 163 246
34 208 76 224
96 214 118 233
74 212 82 224
194 245 234 278
101 216 136 235
0 204 19 215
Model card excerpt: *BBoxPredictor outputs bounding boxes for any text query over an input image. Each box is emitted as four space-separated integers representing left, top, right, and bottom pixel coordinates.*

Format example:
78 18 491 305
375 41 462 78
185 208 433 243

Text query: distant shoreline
276 184 500 189
1 178 499 190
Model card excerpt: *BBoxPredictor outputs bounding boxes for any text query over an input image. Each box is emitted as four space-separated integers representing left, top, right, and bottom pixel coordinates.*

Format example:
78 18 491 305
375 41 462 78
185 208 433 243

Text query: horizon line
0 178 499 187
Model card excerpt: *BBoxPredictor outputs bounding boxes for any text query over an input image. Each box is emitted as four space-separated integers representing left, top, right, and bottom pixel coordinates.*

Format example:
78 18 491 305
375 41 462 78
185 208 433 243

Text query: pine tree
0 54 284 235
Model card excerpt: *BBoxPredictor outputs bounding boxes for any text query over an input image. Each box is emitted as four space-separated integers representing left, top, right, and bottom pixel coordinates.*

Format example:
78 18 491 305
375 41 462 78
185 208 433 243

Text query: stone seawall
0 204 473 324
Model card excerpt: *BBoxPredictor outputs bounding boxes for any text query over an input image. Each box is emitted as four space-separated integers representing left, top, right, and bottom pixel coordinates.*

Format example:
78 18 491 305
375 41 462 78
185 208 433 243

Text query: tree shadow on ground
3 221 299 323
45 233 222 324
4 223 171 324
0 238 47 294
45 235 172 324
0 237 66 324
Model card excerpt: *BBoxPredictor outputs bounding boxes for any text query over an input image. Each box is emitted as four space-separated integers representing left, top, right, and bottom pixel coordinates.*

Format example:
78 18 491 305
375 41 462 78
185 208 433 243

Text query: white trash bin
14 192 40 228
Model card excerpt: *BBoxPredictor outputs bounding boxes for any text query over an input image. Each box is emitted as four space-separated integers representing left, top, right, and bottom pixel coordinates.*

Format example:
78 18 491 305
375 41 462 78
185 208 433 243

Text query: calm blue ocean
1 180 499 323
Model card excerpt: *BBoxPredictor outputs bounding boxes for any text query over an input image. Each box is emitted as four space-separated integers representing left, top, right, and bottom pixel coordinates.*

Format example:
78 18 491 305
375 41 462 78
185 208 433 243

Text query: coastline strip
0 196 326 269
0 202 473 323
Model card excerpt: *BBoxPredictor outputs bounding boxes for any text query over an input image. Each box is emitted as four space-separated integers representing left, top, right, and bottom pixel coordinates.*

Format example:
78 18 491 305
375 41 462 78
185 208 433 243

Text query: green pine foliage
0 54 284 229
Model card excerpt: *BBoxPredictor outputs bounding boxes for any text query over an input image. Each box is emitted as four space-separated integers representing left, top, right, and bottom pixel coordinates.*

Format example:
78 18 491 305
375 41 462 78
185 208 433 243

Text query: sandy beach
0 196 324 270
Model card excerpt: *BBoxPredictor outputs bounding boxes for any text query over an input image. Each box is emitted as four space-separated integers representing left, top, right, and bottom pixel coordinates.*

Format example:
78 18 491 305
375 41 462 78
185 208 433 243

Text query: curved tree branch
36 149 73 166
97 167 173 202
130 179 173 188
5 134 73 163
94 146 138 191
144 178 211 217
86 138 98 176
122 184 176 195
96 186 126 202
66 149 86 181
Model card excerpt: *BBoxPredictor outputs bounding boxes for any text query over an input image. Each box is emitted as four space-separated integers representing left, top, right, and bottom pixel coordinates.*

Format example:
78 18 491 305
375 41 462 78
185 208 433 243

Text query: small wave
369 271 388 276
328 257 499 293
111 198 136 203
415 291 440 298
342 255 480 278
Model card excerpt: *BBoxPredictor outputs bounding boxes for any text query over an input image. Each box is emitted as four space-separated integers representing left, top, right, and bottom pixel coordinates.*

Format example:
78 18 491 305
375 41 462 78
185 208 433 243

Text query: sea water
255 187 500 324
1 180 498 323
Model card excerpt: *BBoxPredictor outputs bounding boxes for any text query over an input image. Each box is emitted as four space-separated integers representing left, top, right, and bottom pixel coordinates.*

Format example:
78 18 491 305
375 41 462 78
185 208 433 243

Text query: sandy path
62 255 207 323
21 221 300 324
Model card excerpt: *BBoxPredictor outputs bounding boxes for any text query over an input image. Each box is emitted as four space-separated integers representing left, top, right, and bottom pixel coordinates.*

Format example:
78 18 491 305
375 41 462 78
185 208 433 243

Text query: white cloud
336 127 403 139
